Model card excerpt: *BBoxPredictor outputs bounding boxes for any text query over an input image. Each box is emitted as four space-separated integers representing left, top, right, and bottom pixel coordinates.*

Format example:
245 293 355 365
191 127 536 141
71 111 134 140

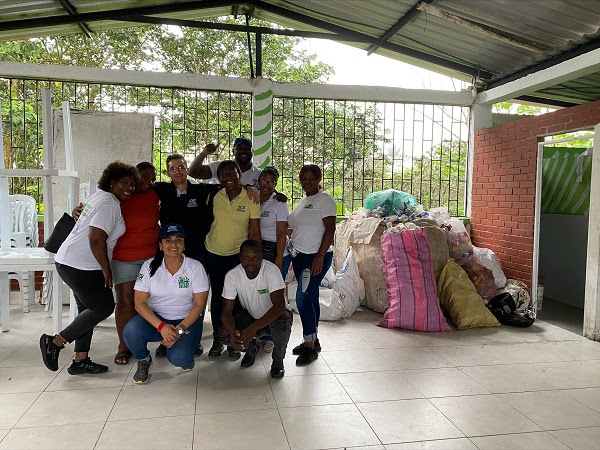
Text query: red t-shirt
112 189 160 262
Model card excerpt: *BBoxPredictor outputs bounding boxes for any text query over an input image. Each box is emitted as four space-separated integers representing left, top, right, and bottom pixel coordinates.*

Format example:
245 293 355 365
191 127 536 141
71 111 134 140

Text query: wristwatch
176 324 189 335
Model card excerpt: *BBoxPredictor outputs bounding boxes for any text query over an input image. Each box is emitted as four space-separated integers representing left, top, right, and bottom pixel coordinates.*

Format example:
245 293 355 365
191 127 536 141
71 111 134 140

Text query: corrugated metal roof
0 0 599 105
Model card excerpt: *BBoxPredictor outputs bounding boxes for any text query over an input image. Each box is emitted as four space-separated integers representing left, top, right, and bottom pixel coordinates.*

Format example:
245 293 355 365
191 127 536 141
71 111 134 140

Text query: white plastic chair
9 194 38 313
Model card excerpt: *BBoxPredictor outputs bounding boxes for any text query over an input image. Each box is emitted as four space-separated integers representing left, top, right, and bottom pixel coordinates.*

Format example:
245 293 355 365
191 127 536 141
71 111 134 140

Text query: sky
299 38 469 92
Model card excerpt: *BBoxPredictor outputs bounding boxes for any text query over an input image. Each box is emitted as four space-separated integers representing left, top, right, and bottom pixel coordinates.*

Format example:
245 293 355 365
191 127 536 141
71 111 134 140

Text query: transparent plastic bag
429 206 451 225
441 217 473 260
458 257 497 304
473 246 507 289
364 189 418 217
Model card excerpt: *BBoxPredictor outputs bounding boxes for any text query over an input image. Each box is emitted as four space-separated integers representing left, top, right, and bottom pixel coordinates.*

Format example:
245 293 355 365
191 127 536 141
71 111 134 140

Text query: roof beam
246 0 493 80
0 61 474 106
514 95 578 109
55 0 92 37
477 47 600 105
486 38 600 90
0 0 240 31
366 0 432 55
121 15 341 40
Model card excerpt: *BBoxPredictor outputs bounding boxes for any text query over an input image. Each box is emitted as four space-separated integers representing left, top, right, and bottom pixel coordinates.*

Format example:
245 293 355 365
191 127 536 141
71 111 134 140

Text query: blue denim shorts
110 259 146 286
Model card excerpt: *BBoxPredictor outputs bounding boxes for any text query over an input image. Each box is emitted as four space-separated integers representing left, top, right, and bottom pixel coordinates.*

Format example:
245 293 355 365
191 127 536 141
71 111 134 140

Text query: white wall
539 213 589 308
52 109 154 215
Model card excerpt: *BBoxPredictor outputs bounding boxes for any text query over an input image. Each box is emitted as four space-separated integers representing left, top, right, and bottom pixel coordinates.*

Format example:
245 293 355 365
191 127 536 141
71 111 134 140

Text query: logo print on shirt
261 211 270 218
136 273 144 282
236 205 246 212
257 288 269 294
187 199 198 208
178 276 190 288
81 203 93 218
304 204 315 209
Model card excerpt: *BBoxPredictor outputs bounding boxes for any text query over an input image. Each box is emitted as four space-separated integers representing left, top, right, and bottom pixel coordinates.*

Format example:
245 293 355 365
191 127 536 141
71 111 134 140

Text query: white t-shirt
260 193 290 256
55 190 125 270
288 191 337 254
206 161 261 188
222 260 288 319
134 255 209 320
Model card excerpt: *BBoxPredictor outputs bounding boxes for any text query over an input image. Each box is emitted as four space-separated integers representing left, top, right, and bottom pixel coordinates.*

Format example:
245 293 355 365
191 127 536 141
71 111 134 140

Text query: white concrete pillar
466 103 492 217
251 78 273 168
584 122 600 341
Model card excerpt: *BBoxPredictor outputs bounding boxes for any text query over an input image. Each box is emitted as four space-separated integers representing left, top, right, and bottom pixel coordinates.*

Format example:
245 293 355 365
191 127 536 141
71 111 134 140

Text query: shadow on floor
537 296 584 336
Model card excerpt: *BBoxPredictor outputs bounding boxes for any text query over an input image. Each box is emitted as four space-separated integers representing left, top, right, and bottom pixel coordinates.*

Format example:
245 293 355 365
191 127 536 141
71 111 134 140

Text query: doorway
533 134 595 335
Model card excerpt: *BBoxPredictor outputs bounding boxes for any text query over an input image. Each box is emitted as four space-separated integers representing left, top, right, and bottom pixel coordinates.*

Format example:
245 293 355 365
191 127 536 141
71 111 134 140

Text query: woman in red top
111 162 160 364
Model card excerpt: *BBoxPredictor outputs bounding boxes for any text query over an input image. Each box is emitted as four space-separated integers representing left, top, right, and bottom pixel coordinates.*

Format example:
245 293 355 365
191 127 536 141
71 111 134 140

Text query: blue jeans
123 313 204 367
291 251 333 342
281 254 292 279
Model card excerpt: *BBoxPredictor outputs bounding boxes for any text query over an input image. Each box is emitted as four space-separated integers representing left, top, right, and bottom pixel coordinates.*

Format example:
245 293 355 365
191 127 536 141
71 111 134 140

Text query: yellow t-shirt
204 189 261 256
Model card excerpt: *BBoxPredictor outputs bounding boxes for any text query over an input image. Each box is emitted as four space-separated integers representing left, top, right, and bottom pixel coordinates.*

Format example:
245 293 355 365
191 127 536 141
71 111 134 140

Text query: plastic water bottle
301 268 311 293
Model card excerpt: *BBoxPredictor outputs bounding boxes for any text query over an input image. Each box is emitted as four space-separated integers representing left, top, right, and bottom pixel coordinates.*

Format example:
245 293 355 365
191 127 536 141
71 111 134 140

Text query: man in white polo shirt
220 240 293 378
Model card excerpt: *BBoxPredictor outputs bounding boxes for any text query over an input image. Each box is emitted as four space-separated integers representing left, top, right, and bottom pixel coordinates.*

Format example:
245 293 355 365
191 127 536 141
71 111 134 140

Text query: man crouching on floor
220 239 293 378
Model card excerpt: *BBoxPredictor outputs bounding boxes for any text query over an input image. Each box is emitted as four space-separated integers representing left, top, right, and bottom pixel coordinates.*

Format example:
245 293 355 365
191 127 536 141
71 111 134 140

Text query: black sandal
114 349 132 365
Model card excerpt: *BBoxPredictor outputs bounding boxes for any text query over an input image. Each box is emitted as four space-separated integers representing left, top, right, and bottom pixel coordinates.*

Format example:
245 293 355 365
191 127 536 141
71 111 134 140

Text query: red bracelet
157 321 166 332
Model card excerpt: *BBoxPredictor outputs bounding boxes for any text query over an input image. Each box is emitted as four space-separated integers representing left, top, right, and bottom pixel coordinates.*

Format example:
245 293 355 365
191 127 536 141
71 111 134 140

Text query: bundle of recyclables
334 191 535 330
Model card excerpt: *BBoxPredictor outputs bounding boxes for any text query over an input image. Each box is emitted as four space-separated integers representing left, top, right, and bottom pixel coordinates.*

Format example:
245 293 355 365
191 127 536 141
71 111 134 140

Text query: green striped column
252 79 273 169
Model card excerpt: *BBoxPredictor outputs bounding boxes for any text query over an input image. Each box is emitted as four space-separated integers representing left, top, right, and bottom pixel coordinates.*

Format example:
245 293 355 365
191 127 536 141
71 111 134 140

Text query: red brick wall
472 99 600 287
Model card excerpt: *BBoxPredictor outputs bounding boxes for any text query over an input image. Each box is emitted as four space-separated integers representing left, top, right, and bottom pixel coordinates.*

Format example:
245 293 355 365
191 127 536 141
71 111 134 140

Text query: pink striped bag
378 229 451 332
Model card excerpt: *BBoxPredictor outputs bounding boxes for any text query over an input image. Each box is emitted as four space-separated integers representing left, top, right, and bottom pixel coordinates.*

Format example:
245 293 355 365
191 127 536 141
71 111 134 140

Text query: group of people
39 137 337 383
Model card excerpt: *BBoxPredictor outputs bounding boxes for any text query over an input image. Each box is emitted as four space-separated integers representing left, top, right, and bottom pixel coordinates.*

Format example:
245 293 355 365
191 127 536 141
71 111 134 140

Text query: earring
159 247 163 252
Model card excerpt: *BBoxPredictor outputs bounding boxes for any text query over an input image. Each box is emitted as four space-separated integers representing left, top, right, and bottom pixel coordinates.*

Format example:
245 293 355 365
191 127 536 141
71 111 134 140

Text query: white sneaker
262 340 274 353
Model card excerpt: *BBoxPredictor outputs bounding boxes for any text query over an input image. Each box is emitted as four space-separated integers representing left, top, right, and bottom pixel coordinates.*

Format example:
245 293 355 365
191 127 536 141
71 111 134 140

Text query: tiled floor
2 295 600 449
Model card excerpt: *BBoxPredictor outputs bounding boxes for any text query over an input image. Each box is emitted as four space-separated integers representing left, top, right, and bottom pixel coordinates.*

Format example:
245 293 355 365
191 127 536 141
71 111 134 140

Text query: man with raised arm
189 137 261 188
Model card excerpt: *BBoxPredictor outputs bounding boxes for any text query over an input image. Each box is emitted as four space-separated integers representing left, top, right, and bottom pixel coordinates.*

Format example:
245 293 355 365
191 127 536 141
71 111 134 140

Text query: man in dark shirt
153 154 219 265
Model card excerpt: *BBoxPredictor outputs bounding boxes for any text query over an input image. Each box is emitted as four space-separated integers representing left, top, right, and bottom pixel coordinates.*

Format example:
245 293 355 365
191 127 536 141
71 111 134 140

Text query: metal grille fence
273 98 470 215
1 77 252 211
1 77 470 216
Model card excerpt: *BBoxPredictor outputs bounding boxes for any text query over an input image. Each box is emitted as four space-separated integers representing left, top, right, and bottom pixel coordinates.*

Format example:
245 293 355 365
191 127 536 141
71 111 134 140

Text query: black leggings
56 263 116 353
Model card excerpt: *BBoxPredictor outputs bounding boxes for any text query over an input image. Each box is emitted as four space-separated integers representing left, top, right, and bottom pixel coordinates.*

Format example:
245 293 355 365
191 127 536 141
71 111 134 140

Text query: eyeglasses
168 165 187 172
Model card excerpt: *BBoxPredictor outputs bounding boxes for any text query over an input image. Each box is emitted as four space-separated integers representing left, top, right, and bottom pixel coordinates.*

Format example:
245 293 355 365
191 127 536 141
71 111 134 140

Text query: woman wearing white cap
123 223 209 384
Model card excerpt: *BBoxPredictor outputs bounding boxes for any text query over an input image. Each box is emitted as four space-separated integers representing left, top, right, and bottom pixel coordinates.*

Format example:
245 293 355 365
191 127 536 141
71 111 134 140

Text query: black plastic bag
44 213 75 253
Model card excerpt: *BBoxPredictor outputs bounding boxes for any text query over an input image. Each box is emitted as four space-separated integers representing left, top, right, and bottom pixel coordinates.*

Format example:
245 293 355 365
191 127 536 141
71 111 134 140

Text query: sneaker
133 357 152 384
181 362 195 372
67 358 109 375
39 334 62 371
270 363 285 379
262 339 274 353
195 343 204 356
208 340 224 357
240 339 259 368
155 344 167 357
228 346 241 360
292 338 321 355
296 346 318 366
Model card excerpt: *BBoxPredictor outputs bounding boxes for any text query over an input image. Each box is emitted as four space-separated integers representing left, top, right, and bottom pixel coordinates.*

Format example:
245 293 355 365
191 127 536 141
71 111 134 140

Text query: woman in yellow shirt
204 160 261 358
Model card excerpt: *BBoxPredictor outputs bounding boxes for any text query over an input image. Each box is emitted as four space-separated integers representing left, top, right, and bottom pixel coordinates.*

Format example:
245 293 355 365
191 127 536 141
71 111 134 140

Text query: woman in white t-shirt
287 164 336 366
40 161 138 375
258 166 291 277
123 223 209 384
